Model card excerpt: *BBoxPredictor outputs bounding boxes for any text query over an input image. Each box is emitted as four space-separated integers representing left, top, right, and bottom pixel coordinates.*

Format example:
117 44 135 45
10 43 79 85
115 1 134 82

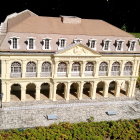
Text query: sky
0 0 139 32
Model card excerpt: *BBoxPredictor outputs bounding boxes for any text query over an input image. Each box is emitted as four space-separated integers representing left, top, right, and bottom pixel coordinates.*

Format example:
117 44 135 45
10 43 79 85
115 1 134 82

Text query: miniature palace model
0 10 140 102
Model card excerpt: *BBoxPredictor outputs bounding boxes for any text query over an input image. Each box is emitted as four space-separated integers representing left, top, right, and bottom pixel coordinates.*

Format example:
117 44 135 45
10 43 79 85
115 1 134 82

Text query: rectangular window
13 38 18 49
117 41 122 50
44 39 50 49
130 41 135 51
59 39 66 48
104 41 109 50
29 38 34 49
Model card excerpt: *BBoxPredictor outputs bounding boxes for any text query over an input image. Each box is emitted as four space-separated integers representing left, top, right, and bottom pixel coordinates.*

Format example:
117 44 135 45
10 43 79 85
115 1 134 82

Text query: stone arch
120 81 129 96
40 83 50 99
70 82 79 99
108 81 117 96
83 82 91 98
96 81 105 96
10 83 21 101
56 83 66 100
26 83 36 100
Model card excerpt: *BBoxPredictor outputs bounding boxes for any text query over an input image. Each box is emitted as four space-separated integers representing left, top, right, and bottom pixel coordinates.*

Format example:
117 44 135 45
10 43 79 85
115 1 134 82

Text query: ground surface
0 89 140 130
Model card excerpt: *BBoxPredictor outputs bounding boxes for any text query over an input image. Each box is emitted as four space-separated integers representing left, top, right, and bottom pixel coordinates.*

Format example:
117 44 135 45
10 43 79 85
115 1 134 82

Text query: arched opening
96 81 105 97
124 62 133 76
99 62 108 76
26 83 36 100
40 83 50 99
71 62 81 76
111 62 120 76
70 83 79 99
10 84 21 101
85 62 94 76
120 81 129 96
11 62 21 78
26 61 36 77
56 83 65 100
57 62 67 77
108 81 117 97
83 82 91 99
41 62 51 77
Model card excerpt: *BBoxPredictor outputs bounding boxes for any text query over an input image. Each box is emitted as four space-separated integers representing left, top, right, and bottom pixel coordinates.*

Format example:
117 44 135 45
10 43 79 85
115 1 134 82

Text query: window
88 39 96 49
42 38 51 50
42 62 51 72
11 62 21 73
116 40 124 51
58 38 66 48
103 40 111 51
58 62 67 72
9 37 19 49
129 41 136 51
72 62 80 72
99 62 108 72
26 62 36 72
73 39 82 44
124 62 132 75
111 62 120 76
85 62 94 71
26 38 35 50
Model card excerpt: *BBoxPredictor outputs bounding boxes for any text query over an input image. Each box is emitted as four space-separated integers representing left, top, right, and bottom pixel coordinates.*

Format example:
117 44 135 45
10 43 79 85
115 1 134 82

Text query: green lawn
0 119 140 140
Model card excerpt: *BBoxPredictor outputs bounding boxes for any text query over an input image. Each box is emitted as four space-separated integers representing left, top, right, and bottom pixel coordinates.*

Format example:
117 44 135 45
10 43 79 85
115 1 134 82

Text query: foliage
131 33 140 38
121 24 127 31
0 119 139 140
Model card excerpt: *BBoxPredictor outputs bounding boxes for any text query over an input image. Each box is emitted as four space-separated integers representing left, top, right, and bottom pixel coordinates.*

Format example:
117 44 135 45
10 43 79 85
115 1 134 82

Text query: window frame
128 40 136 51
102 39 111 51
11 62 21 73
88 39 96 50
116 40 124 51
9 36 20 50
58 38 67 49
42 38 52 50
27 37 36 50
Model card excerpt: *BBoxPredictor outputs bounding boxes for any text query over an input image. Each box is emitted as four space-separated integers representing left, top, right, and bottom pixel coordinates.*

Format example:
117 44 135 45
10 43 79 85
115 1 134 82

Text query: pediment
55 44 101 57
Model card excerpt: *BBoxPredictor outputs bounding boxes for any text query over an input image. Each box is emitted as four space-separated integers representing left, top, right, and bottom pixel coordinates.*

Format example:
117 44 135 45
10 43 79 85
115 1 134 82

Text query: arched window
124 62 133 75
111 62 120 76
99 62 108 76
42 62 51 72
72 62 80 72
11 62 21 73
26 62 36 72
85 62 94 71
58 62 67 72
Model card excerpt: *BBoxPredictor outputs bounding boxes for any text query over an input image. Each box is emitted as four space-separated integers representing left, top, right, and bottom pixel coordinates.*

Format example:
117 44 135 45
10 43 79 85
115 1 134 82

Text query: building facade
0 10 140 102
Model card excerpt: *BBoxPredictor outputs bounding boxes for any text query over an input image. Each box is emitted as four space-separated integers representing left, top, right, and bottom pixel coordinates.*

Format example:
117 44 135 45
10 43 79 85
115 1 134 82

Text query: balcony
111 71 120 76
57 72 67 77
123 71 132 76
25 72 37 77
84 71 93 76
99 71 108 76
40 72 51 77
71 71 80 76
10 73 22 78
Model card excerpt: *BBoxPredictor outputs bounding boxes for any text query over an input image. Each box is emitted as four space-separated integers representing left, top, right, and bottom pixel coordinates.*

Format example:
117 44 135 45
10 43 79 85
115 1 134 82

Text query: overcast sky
0 0 139 32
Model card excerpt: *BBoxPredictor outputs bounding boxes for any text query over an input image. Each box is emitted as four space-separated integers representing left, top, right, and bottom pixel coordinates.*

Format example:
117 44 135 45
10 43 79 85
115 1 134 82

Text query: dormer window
88 39 96 50
103 39 111 51
58 38 66 49
9 37 19 49
128 40 136 51
27 37 35 50
73 39 82 44
42 38 51 50
116 40 124 51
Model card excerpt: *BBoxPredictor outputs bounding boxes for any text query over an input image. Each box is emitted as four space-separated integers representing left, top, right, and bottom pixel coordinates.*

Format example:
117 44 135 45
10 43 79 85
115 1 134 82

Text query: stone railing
25 72 37 77
57 72 67 77
10 73 22 78
123 71 132 76
84 71 93 76
71 71 80 76
98 71 108 76
40 72 51 77
111 71 120 76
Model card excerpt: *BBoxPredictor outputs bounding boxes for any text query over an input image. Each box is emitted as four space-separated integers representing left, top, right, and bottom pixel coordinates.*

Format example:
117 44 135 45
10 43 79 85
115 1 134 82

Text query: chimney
61 16 81 24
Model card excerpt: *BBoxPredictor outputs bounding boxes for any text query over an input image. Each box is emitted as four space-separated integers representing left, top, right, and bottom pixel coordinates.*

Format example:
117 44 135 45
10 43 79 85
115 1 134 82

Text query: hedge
0 119 140 140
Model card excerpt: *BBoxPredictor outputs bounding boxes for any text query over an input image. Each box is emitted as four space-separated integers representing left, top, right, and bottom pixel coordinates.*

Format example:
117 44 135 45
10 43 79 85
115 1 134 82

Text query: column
22 60 27 78
67 61 73 77
65 82 71 100
53 61 59 78
135 61 139 76
1 60 6 78
37 60 42 78
90 81 97 99
131 79 137 97
127 80 133 97
94 61 100 77
6 82 10 102
81 61 86 77
52 82 57 101
120 60 125 76
21 85 26 101
133 60 139 76
1 81 6 102
36 84 40 100
115 82 121 97
49 83 53 100
108 60 113 76
6 60 11 78
103 82 109 98
78 81 84 100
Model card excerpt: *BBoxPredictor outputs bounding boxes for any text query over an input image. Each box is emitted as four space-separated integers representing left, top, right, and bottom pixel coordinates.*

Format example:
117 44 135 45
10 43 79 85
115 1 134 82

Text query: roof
7 10 134 37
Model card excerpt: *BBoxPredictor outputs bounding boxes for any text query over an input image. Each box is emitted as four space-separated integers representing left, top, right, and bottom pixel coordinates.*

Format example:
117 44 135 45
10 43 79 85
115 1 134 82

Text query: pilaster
6 60 11 78
1 81 6 102
65 82 71 100
103 82 109 98
54 61 59 78
115 82 121 97
6 82 10 102
36 84 41 100
37 60 42 78
78 81 84 100
81 61 86 77
21 85 26 101
22 60 27 78
94 61 99 77
1 60 6 78
108 60 113 76
52 82 57 101
67 61 73 77
120 60 125 76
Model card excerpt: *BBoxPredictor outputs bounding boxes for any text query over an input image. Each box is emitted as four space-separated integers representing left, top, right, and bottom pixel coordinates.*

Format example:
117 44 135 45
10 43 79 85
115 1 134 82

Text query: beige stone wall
0 46 139 102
